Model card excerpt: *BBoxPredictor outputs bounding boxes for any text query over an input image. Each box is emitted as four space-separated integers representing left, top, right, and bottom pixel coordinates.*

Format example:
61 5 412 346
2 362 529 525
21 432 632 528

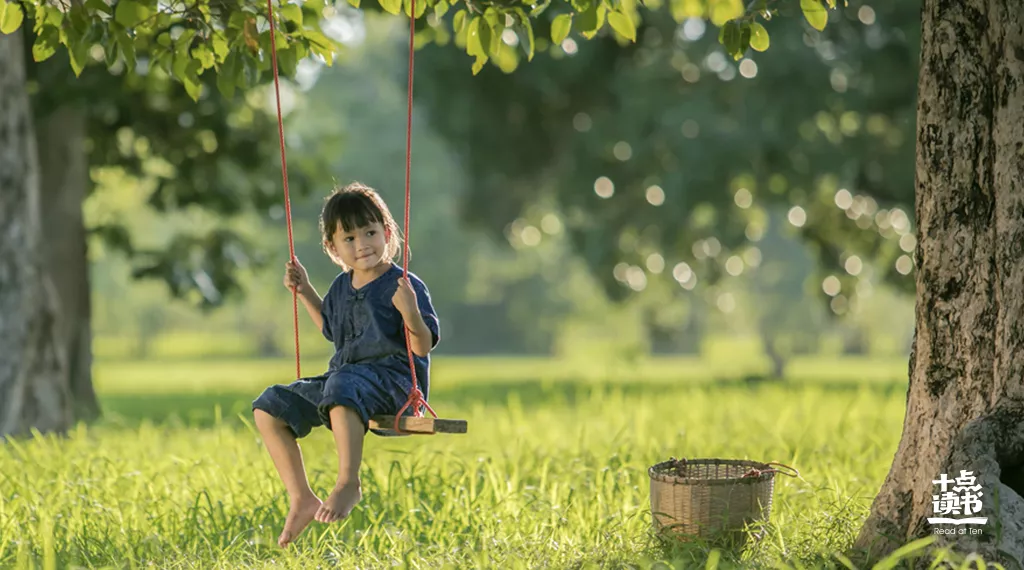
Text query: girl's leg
253 409 323 547
315 405 364 523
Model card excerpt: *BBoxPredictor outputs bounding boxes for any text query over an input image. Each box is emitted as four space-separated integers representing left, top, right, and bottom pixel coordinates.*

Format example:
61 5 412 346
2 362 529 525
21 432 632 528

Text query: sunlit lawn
1 350 971 569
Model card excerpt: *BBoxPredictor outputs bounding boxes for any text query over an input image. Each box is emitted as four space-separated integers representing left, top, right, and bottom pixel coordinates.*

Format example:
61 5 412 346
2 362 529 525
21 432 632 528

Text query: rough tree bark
0 31 72 438
851 0 1024 565
37 106 100 422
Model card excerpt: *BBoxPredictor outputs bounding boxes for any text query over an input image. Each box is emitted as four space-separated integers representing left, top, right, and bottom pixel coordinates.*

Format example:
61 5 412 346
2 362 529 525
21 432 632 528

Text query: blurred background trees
1 0 920 398
77 1 918 378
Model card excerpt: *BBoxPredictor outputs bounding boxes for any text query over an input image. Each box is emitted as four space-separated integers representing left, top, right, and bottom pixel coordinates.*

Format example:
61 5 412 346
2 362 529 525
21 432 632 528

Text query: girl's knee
254 407 283 428
320 404 366 431
326 404 359 419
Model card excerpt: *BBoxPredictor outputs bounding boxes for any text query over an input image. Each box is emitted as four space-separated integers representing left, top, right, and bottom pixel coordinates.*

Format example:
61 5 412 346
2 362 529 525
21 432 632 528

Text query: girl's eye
367 230 376 236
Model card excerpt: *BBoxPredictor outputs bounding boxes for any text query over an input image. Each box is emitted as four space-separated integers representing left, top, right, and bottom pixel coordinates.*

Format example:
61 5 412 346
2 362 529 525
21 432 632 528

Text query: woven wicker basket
648 458 797 546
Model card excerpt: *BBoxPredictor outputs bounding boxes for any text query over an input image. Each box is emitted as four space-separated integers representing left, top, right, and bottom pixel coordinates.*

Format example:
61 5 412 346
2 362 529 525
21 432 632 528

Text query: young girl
252 182 440 548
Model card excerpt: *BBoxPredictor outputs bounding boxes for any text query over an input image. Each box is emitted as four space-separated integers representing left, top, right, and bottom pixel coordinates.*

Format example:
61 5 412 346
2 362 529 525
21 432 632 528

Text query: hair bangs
325 192 384 236
319 181 403 268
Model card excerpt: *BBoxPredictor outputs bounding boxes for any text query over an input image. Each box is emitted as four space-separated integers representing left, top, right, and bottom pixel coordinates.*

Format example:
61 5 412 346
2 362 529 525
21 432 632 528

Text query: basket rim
648 457 777 485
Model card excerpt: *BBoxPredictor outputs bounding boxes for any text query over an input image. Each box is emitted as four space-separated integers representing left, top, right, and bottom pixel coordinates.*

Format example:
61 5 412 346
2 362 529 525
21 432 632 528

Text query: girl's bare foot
278 494 322 547
314 481 361 523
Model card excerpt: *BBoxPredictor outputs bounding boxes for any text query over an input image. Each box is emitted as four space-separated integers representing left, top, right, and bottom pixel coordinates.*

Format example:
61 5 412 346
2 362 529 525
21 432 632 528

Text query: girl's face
326 220 389 271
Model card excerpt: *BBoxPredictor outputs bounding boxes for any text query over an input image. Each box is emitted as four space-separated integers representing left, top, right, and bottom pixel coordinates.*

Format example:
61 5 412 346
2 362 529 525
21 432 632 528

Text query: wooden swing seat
369 415 468 435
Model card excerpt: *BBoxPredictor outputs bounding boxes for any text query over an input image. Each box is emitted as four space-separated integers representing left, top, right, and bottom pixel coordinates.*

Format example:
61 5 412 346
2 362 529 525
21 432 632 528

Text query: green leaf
35 3 63 27
468 12 496 56
151 48 171 75
86 0 113 15
524 21 535 60
467 16 484 56
182 60 203 102
303 0 326 12
114 0 152 27
577 2 605 38
228 9 248 33
722 20 740 58
212 33 229 59
103 32 120 67
736 21 750 59
175 28 196 54
800 0 827 31
607 10 635 41
192 44 216 69
403 0 426 18
471 53 487 75
63 24 88 76
281 3 303 23
0 0 24 34
217 51 238 99
115 29 137 70
512 8 534 61
378 0 401 15
434 0 449 18
551 13 571 44
173 52 189 79
278 45 299 76
482 7 499 31
67 2 90 33
493 40 518 73
454 16 469 47
31 25 59 61
67 46 86 75
480 10 501 55
479 14 495 55
304 29 336 65
453 9 466 33
347 0 360 7
242 52 260 85
749 21 769 51
529 0 550 17
569 0 591 12
467 14 496 58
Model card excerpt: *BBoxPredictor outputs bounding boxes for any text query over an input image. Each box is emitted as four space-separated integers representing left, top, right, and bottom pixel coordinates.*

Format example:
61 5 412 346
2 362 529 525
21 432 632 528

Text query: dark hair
319 182 402 267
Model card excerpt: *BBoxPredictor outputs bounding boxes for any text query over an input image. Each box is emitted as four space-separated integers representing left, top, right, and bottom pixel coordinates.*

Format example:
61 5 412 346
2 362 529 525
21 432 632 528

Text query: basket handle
741 462 801 479
764 462 800 478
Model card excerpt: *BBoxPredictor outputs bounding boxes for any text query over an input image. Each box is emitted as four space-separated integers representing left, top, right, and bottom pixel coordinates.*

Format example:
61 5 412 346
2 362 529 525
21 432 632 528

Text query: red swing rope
393 0 439 432
265 0 301 381
265 0 435 433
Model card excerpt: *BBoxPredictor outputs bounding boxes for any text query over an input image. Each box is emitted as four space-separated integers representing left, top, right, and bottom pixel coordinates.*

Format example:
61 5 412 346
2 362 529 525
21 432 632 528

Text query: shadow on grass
96 376 908 429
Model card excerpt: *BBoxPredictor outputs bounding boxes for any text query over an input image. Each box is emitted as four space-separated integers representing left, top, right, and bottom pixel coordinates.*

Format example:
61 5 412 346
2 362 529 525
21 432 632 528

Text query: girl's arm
298 288 324 332
400 309 433 357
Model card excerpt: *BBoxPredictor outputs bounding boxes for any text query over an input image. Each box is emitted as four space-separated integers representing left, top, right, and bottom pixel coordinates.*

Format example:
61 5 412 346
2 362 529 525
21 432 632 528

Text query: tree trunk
36 106 100 422
757 324 787 380
0 31 72 438
851 0 1024 565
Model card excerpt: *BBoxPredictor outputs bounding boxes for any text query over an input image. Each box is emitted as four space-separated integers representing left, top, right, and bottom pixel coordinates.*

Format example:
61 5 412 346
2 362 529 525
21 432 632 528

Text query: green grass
0 355 992 568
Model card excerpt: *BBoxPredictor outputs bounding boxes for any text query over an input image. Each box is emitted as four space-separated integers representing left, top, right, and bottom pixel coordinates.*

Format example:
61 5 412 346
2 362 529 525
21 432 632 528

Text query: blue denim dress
253 263 440 437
